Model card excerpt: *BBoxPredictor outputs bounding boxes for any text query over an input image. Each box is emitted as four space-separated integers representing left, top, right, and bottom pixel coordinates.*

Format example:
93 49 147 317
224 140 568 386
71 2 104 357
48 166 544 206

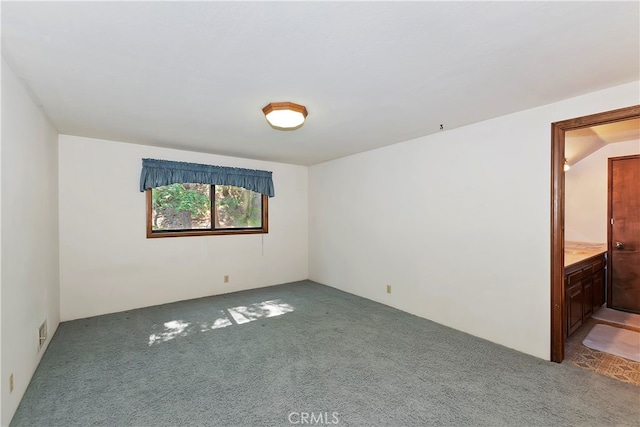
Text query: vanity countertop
564 241 607 268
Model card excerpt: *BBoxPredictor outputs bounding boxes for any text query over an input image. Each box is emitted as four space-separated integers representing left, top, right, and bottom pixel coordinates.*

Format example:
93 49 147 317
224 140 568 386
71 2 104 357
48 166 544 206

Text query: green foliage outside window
151 183 262 231
152 183 210 218
215 185 262 228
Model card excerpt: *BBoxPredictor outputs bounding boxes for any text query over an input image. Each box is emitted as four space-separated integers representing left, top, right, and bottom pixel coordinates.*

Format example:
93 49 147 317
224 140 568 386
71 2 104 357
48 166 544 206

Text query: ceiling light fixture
262 102 308 131
564 159 571 172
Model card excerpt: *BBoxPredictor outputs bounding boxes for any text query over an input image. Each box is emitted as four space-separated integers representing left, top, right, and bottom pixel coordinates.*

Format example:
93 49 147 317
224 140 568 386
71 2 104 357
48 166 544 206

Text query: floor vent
38 320 47 350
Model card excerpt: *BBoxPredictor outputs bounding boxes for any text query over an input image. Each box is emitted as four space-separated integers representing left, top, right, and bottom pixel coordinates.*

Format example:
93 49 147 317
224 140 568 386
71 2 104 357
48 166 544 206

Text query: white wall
309 81 639 360
59 135 308 321
565 139 640 243
0 56 3 427
1 58 60 426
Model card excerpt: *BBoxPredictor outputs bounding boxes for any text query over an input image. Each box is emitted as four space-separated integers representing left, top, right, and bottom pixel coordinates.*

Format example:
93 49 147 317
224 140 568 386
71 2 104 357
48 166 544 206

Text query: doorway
550 105 640 363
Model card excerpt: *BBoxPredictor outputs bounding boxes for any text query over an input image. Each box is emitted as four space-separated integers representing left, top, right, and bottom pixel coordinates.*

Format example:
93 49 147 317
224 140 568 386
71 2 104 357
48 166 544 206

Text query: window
146 183 268 237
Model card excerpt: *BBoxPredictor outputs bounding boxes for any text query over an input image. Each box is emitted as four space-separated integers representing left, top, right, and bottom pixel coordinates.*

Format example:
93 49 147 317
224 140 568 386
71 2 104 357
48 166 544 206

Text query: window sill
147 229 268 238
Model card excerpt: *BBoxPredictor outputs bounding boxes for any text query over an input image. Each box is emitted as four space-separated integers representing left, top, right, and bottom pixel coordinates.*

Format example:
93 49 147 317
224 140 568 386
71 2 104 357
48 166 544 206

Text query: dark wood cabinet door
564 253 607 338
582 277 593 319
592 270 605 312
567 282 583 336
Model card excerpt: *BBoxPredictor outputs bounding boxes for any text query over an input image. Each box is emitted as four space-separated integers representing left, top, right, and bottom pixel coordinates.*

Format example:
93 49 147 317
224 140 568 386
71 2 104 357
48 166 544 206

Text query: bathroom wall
565 138 640 243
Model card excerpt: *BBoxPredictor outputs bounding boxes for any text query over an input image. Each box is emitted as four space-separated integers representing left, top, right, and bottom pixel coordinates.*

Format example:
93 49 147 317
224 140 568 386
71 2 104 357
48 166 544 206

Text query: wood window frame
146 186 269 238
550 105 639 363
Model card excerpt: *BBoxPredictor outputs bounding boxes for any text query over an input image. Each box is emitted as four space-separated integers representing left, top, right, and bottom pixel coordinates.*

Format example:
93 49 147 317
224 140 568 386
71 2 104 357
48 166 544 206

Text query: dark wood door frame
550 105 640 363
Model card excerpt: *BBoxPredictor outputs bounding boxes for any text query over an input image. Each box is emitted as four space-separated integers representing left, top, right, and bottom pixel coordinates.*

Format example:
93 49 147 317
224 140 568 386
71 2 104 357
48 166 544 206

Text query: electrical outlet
224 275 229 283
9 374 13 393
386 285 392 294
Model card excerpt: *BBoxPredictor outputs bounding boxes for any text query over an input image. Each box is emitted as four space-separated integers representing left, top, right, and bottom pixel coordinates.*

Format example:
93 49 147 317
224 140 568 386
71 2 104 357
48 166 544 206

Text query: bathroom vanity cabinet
564 253 606 338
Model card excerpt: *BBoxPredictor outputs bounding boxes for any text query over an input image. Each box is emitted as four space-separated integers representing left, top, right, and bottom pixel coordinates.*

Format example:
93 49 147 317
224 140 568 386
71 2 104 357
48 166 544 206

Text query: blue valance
140 158 275 197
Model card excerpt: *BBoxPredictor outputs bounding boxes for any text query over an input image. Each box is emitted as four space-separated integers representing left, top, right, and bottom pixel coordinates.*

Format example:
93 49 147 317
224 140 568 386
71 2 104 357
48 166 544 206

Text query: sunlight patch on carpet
148 299 295 346
228 300 295 324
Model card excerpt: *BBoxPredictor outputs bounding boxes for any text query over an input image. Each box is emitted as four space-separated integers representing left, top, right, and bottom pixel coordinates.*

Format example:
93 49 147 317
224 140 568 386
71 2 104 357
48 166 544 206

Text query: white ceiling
565 118 640 166
2 2 639 166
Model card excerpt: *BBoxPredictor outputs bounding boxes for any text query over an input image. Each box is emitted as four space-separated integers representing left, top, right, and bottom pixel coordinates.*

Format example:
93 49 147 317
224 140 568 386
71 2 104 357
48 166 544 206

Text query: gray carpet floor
11 280 640 426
